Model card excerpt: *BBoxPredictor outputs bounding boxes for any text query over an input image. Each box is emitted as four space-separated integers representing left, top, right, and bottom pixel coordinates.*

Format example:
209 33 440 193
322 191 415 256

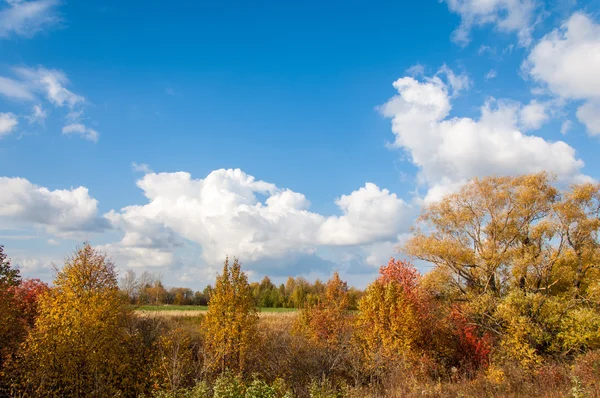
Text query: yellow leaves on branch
403 173 600 367
204 256 258 374
405 172 600 298
16 243 136 397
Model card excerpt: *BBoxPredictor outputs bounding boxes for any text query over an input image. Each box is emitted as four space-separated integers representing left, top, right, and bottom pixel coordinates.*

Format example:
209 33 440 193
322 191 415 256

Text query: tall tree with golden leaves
353 259 425 373
14 243 140 397
404 173 600 366
204 256 258 374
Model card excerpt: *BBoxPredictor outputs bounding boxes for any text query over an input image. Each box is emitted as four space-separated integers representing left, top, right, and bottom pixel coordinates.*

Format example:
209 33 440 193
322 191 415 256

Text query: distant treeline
119 270 364 309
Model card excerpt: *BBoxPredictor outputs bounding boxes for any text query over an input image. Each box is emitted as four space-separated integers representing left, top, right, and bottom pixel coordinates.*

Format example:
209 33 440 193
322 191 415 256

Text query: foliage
152 327 197 392
204 256 258 374
0 245 20 287
354 262 422 372
296 272 351 347
11 243 145 397
404 173 600 368
3 172 600 397
0 245 23 383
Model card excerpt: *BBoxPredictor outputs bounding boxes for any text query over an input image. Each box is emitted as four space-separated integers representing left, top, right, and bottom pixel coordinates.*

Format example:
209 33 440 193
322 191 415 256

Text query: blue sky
1 0 599 289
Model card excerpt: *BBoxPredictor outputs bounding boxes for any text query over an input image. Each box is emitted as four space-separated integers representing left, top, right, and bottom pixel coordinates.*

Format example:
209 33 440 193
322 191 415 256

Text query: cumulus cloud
62 123 99 143
444 0 537 46
0 0 61 39
318 183 411 246
577 102 600 136
379 67 586 203
0 176 109 235
524 13 600 136
519 100 549 130
103 169 410 268
0 112 18 138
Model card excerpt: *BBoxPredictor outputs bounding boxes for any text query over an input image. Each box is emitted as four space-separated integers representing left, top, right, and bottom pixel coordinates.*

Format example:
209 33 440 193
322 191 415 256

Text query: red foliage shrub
9 278 50 328
450 306 492 371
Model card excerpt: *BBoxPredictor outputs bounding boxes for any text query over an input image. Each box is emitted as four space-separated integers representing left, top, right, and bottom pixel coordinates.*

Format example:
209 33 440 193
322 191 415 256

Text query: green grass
256 307 297 313
136 305 296 312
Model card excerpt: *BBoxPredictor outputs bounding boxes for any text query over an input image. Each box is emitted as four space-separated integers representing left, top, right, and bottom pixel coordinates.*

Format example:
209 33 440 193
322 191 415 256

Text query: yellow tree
405 173 560 297
403 174 600 365
554 182 600 297
354 260 424 373
14 243 140 397
204 256 258 374
354 278 421 373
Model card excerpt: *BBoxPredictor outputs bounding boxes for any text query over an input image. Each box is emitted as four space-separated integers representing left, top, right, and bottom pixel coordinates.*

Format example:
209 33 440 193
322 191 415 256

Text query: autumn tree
13 243 145 397
354 259 425 373
296 272 350 346
120 269 139 303
404 173 600 366
0 245 22 380
0 245 20 287
204 256 258 374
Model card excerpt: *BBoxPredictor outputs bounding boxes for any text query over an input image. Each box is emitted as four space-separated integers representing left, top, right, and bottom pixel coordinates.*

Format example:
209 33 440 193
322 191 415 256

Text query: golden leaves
204 256 258 374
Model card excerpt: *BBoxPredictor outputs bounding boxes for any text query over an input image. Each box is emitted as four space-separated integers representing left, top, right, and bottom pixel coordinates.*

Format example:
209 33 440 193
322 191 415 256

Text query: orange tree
295 272 350 346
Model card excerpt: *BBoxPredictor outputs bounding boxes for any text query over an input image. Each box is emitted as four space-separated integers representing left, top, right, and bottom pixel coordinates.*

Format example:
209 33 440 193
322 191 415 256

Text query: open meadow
136 305 297 318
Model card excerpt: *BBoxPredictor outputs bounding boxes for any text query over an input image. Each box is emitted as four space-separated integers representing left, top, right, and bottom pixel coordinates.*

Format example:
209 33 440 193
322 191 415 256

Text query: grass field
136 305 296 313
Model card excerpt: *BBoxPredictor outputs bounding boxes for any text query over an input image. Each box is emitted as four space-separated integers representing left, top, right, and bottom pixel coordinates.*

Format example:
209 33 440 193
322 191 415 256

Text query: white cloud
12 256 56 280
478 45 496 55
519 100 549 130
438 65 471 95
0 112 18 137
0 66 99 141
445 0 537 46
525 13 600 136
560 120 572 135
318 183 411 246
62 123 99 143
0 176 109 235
0 0 61 39
0 76 34 100
15 67 84 108
406 64 425 77
485 69 497 80
525 13 600 100
131 162 153 173
26 104 47 125
379 67 586 203
576 102 600 136
103 169 410 268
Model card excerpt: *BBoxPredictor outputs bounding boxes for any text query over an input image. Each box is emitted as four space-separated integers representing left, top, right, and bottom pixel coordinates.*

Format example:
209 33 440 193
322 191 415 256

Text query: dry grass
136 309 298 320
